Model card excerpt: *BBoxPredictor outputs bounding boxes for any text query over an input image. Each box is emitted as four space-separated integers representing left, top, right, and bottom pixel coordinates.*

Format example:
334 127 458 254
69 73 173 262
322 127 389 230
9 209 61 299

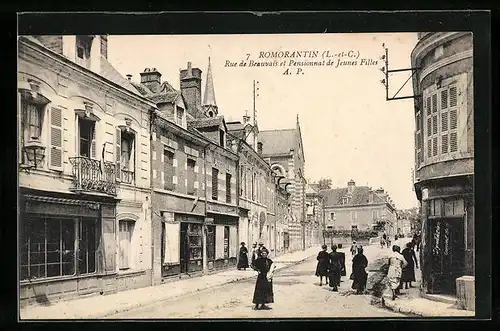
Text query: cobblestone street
107 251 404 319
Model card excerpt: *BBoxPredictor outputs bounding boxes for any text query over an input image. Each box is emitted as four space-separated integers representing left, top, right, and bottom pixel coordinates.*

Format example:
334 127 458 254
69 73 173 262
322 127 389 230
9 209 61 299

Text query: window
187 159 196 195
176 107 184 126
424 83 459 160
372 210 378 220
251 172 255 201
342 197 348 205
415 111 422 166
212 168 219 200
21 100 44 146
20 217 99 280
428 199 443 217
120 130 135 184
351 211 357 221
119 220 134 270
226 173 232 203
330 212 335 220
163 150 174 190
223 226 230 259
79 118 95 158
239 166 244 196
219 129 225 147
75 36 92 68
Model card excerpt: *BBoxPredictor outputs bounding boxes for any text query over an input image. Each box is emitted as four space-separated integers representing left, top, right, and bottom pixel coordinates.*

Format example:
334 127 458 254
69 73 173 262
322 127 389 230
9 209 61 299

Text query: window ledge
117 269 147 278
20 271 108 285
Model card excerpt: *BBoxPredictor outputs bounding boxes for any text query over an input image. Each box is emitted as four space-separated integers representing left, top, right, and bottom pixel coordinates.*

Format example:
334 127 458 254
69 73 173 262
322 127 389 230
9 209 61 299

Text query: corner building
411 32 474 299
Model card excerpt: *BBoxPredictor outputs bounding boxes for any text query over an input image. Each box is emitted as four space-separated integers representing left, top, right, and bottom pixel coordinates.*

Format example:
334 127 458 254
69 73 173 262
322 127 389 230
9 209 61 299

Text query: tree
317 178 332 190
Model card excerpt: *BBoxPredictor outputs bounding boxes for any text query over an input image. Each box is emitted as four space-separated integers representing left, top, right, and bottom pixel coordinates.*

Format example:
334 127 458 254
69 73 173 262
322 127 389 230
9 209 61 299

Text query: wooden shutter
119 221 130 269
115 128 121 181
163 222 180 263
212 168 218 200
229 226 238 258
49 107 63 171
215 225 225 259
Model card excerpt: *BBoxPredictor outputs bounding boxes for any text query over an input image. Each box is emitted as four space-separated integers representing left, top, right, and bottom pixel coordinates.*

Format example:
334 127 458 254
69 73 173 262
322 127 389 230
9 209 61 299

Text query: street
107 251 404 319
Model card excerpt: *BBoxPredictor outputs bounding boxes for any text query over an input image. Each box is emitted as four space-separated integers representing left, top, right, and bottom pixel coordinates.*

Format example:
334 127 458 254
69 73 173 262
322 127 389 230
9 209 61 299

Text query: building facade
259 117 307 252
411 32 474 297
306 184 325 247
320 180 397 235
18 35 154 306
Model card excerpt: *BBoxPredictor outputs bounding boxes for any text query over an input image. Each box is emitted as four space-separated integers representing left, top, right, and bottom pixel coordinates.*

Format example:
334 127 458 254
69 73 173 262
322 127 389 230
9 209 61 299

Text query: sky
108 33 419 209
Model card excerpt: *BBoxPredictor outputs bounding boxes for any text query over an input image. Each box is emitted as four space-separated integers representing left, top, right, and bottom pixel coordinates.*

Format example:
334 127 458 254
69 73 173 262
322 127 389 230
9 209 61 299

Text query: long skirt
238 254 249 269
328 270 341 288
252 275 274 304
351 270 368 291
401 264 416 282
315 261 329 277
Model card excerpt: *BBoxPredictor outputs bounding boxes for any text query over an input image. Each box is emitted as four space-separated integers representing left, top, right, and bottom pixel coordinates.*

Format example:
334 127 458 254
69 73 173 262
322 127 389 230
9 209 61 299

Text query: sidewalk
363 239 474 317
20 246 318 320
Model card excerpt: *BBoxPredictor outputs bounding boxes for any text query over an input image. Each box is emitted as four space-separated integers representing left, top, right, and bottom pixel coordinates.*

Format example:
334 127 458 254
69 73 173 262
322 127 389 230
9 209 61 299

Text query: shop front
206 203 239 271
419 177 474 295
19 188 118 306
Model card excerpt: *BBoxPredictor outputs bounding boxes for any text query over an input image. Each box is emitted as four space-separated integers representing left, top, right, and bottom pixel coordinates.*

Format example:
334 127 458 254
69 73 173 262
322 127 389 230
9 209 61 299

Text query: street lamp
20 136 46 174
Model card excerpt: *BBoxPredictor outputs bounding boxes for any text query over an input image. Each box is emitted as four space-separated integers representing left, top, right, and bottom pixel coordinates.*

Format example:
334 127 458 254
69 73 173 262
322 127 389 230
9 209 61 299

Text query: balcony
120 169 135 185
69 156 117 196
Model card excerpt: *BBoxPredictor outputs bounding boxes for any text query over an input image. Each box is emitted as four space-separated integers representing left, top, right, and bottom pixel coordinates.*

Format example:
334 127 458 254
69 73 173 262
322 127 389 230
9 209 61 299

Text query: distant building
320 180 397 235
411 32 474 299
306 184 325 247
259 117 307 251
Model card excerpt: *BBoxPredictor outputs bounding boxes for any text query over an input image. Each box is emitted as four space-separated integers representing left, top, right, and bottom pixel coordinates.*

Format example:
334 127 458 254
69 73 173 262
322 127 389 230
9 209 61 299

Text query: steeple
203 57 218 117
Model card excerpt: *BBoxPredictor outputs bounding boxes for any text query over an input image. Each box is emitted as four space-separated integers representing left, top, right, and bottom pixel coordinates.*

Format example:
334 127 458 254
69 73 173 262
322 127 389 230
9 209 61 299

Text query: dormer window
176 106 184 127
219 129 225 147
75 35 93 69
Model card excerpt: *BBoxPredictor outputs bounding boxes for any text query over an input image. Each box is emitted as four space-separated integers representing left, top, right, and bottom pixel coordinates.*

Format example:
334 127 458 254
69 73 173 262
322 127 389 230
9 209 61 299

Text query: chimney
347 179 355 194
100 35 108 59
140 68 162 93
243 114 251 124
257 142 263 154
180 62 203 118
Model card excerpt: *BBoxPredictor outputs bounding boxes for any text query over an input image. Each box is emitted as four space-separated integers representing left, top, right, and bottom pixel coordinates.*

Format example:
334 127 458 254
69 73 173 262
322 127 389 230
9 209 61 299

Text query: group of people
237 242 276 310
387 242 419 300
379 231 422 252
315 243 368 294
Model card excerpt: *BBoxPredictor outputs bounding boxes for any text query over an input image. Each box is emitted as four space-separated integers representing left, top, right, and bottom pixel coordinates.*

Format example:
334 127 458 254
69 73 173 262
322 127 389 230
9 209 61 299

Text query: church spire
203 57 218 117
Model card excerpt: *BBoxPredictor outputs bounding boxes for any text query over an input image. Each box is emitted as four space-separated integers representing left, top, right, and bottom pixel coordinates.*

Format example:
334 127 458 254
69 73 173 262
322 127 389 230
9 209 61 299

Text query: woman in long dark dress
401 242 418 289
237 242 249 270
252 249 276 310
351 246 368 294
315 244 329 286
328 244 343 292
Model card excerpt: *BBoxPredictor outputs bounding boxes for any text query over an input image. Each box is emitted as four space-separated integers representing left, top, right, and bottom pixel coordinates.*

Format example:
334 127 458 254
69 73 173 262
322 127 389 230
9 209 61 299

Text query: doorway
428 217 465 294
180 223 189 273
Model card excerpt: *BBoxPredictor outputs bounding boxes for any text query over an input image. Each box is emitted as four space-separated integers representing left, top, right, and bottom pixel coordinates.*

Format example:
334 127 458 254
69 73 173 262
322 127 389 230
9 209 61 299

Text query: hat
321 244 327 249
241 242 246 246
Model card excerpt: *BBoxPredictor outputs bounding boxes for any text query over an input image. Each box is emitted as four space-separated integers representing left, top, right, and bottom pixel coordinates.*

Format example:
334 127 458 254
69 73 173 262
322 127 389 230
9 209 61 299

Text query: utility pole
253 80 259 126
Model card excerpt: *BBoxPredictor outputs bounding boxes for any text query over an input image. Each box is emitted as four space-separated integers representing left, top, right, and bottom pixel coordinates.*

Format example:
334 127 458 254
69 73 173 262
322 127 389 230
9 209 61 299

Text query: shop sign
204 217 214 225
207 203 238 216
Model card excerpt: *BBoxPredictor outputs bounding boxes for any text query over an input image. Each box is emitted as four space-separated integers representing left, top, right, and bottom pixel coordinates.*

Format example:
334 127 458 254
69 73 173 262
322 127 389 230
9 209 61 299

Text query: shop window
187 159 196 195
120 130 135 184
212 168 219 200
79 218 97 274
187 224 202 260
119 220 135 270
444 198 465 217
226 173 232 203
224 226 230 259
206 225 216 260
428 199 443 217
163 150 174 191
79 118 96 158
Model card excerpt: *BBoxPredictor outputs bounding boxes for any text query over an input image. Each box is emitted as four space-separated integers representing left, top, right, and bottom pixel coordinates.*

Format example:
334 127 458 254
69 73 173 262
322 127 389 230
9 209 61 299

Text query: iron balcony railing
69 156 117 196
120 169 135 185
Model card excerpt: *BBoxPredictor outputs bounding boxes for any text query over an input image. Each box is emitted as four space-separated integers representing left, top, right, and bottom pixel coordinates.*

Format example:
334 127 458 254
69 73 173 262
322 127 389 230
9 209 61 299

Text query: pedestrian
350 241 358 256
327 244 343 292
315 244 329 286
380 236 385 249
250 242 258 268
237 242 249 270
401 242 418 289
386 236 392 248
413 232 421 252
350 246 368 294
252 249 276 310
387 245 408 300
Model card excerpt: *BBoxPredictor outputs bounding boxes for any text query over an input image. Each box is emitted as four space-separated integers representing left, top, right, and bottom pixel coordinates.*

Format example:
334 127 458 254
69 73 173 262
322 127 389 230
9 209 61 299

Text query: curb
95 254 315 318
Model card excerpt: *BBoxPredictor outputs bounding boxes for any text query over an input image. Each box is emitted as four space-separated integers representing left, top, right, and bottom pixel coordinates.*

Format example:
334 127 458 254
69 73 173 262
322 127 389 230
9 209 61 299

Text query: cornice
419 50 473 84
411 32 470 69
19 37 157 112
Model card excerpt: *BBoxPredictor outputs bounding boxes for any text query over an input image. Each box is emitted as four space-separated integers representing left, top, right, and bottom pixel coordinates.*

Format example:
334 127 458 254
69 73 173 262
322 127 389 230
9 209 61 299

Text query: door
428 217 465 294
180 223 189 273
206 225 216 264
223 226 230 259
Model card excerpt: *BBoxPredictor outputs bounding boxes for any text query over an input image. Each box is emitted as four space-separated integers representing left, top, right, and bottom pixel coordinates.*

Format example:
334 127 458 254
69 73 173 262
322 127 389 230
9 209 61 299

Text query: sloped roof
306 184 319 195
130 82 154 97
99 57 142 95
149 91 181 104
188 115 225 129
259 129 296 156
320 186 387 206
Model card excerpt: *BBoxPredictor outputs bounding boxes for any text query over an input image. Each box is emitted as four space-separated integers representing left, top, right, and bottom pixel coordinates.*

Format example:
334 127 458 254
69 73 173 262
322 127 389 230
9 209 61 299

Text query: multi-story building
132 60 239 281
18 35 155 306
227 116 279 255
320 180 397 235
306 184 325 247
411 32 474 301
259 118 307 251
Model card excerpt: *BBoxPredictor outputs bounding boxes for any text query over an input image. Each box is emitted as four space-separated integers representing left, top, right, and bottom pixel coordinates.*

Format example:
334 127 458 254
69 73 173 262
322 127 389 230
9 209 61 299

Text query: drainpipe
202 143 210 274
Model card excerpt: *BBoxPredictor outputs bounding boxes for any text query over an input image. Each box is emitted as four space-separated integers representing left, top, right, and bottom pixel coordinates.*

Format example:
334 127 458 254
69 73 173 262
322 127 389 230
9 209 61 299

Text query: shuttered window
119 220 134 270
226 173 232 203
187 159 196 195
212 168 219 200
164 150 174 190
415 111 422 166
49 107 63 170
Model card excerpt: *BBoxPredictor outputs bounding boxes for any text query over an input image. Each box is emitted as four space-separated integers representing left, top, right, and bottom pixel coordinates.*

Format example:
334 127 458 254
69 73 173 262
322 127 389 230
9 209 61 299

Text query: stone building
131 60 239 282
18 35 155 306
305 184 325 247
411 32 474 303
319 180 397 235
259 117 307 251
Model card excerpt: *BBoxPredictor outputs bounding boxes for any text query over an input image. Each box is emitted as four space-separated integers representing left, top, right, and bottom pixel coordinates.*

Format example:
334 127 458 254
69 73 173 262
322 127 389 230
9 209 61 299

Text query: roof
258 129 297 156
319 186 386 206
130 81 154 97
99 57 142 95
306 184 319 195
149 91 181 104
188 115 226 129
203 57 217 107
